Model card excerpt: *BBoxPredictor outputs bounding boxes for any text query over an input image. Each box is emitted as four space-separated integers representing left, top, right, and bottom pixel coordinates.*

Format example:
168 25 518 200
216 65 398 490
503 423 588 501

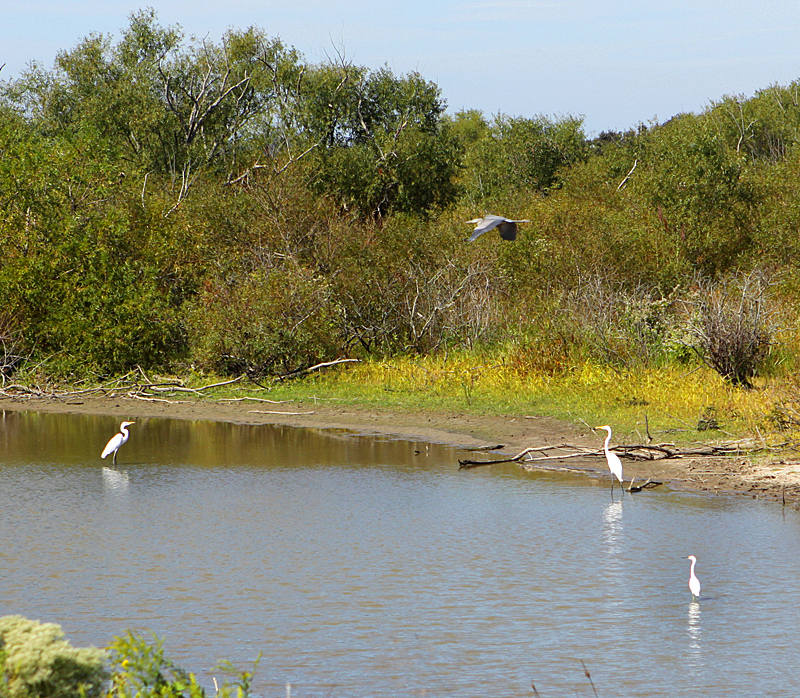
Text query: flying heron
466 215 530 242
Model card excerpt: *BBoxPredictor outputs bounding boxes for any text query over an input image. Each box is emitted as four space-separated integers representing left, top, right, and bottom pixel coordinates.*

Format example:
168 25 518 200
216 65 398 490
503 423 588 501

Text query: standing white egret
595 425 624 495
101 421 135 466
686 555 702 601
466 215 530 242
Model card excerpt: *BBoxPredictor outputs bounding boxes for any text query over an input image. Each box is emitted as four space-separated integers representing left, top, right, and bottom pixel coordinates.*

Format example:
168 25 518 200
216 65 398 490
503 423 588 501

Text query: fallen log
627 477 663 492
458 438 800 471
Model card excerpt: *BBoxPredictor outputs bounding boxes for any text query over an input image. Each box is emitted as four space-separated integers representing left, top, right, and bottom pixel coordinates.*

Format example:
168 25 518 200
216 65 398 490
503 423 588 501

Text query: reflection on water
687 601 703 674
2 409 800 697
101 467 129 493
603 499 623 555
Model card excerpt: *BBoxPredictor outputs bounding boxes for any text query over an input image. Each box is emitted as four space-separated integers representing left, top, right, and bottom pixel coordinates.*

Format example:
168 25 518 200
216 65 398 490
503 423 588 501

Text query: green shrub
0 615 108 698
107 631 258 698
186 265 342 377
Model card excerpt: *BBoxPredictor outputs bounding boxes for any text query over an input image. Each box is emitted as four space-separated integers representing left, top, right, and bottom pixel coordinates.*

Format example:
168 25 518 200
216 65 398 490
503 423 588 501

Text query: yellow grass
255 352 797 443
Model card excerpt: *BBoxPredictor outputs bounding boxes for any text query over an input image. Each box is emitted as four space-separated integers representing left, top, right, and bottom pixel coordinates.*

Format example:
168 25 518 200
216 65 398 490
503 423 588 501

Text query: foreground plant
0 615 108 698
108 631 258 698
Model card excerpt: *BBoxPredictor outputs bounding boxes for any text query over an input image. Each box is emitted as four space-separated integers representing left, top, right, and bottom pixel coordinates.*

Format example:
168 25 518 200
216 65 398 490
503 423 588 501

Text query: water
1 409 800 696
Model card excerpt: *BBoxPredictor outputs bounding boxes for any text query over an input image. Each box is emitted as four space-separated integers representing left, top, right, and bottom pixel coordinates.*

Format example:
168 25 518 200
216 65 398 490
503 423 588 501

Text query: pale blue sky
3 0 800 135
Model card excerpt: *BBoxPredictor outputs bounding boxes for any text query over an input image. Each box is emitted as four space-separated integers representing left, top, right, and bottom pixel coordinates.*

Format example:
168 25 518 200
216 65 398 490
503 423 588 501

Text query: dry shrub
333 216 507 354
557 275 677 368
685 270 778 388
0 313 27 385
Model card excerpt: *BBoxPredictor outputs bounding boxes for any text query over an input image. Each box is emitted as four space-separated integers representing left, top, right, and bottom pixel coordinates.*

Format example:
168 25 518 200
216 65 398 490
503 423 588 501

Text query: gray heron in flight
467 215 530 242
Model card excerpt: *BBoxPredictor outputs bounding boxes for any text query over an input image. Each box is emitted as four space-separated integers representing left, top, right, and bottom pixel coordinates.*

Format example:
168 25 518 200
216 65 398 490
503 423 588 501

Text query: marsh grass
180 349 796 444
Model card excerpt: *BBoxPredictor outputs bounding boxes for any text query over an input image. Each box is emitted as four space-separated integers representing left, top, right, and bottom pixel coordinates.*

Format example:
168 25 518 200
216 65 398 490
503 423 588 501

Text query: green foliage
0 140 189 375
0 615 108 698
453 111 587 202
107 632 204 698
186 265 341 376
708 83 800 164
108 631 257 698
306 65 463 216
5 11 800 382
10 10 298 184
632 115 757 275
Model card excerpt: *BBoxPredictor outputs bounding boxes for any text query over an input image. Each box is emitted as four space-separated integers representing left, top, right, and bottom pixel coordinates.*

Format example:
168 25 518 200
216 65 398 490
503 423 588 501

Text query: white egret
467 215 530 242
101 421 135 466
686 555 702 601
595 425 624 495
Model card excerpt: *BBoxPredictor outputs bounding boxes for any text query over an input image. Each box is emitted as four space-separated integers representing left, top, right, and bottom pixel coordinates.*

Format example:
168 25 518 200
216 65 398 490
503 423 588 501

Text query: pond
1 409 799 697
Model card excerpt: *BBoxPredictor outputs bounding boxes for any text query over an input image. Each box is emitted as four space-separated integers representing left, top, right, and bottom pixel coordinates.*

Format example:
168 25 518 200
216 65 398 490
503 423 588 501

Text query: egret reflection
102 466 130 492
602 500 623 556
687 600 704 672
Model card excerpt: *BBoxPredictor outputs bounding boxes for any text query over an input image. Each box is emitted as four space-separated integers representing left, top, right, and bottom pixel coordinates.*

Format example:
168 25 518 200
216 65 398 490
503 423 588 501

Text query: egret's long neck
120 426 129 438
690 558 696 575
604 432 612 454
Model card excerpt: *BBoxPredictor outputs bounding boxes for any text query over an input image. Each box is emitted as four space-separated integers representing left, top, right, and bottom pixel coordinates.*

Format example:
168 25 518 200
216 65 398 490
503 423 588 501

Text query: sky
3 0 800 136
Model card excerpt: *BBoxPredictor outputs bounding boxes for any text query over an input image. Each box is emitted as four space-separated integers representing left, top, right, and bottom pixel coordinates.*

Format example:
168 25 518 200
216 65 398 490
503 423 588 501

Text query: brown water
2 409 800 696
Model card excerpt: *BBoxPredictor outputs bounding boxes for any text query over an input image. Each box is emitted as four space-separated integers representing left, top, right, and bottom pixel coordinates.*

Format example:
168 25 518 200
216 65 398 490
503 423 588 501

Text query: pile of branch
0 359 360 403
0 374 242 403
458 438 798 469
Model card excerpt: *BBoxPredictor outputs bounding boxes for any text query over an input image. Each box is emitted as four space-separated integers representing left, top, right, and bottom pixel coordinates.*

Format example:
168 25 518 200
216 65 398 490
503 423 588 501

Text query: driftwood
459 438 799 495
627 477 663 493
274 358 359 381
458 438 797 470
247 409 316 416
246 359 360 387
463 444 505 452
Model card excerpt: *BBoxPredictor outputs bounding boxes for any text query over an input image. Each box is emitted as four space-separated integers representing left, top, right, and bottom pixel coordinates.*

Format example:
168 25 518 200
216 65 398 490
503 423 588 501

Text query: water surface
1 410 799 696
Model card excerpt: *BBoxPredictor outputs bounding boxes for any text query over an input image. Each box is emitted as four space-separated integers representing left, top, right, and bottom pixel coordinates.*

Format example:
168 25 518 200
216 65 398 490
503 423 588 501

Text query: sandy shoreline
2 395 799 503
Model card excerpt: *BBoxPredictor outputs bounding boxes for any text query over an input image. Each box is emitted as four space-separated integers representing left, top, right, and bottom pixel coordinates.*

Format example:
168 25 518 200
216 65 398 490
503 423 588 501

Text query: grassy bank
285 357 796 442
58 353 792 446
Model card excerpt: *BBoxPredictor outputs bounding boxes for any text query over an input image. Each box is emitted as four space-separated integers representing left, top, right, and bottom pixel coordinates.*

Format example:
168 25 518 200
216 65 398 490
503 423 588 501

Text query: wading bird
466 215 530 242
595 425 624 496
101 421 135 466
686 555 702 601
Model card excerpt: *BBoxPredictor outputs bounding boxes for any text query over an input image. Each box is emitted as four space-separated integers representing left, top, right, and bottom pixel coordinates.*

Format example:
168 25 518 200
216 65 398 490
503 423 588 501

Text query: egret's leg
113 450 118 466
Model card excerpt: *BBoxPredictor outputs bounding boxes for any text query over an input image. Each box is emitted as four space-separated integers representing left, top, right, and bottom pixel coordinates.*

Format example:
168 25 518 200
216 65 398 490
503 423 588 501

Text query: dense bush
0 616 257 698
0 615 108 698
3 10 800 384
186 265 341 376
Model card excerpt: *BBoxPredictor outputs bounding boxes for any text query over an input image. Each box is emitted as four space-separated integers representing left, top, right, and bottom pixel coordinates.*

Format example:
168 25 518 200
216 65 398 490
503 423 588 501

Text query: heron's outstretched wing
467 215 504 242
498 221 517 241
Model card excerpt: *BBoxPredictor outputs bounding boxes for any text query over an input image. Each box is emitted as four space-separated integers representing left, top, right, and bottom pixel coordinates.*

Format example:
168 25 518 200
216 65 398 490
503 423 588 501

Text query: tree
633 115 757 275
300 62 462 217
454 111 587 201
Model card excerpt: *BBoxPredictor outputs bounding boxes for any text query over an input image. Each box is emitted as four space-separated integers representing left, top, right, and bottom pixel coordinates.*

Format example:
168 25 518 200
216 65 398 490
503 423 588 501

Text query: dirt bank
2 395 799 503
